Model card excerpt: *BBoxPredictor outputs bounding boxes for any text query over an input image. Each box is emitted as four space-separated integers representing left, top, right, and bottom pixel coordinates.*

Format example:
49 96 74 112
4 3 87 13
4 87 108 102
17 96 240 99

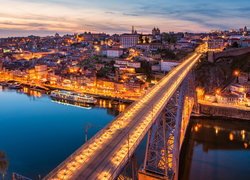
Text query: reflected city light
215 127 219 135
194 125 199 132
229 132 234 141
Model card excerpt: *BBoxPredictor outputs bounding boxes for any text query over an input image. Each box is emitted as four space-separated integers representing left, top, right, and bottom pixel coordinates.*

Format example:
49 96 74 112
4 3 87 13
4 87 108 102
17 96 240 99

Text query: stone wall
199 104 250 120
213 47 250 62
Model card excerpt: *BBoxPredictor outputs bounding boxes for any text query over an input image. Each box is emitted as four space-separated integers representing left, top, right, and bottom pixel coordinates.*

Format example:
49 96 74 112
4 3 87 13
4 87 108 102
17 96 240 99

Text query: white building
228 36 250 47
114 60 141 69
207 37 225 51
160 60 180 72
120 34 139 48
107 48 123 58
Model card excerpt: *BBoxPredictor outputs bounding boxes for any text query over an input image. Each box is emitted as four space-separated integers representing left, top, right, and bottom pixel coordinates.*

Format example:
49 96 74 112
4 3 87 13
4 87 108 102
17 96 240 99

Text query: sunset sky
0 0 249 37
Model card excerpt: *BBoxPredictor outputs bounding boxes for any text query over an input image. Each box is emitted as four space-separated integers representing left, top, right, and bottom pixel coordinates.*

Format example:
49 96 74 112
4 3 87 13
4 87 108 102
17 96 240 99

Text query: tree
157 49 177 60
162 33 177 44
145 37 150 44
231 42 239 48
136 61 152 82
0 152 8 179
138 35 144 44
96 67 111 78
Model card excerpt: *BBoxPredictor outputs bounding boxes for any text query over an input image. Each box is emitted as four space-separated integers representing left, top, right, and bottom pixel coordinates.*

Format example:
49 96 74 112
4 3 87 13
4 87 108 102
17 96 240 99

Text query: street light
234 70 240 83
215 88 221 95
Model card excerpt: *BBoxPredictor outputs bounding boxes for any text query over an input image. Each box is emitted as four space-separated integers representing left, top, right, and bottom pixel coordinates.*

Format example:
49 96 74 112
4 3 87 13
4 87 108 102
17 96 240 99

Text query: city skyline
1 1 250 179
0 0 250 37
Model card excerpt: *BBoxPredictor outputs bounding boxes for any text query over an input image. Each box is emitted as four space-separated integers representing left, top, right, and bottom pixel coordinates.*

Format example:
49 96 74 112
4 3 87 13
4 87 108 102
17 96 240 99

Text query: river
0 86 127 179
180 117 250 180
1 86 250 180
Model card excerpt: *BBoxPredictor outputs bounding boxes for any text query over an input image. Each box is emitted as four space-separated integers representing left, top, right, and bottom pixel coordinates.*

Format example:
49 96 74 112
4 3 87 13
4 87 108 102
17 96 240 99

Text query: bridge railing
106 55 200 179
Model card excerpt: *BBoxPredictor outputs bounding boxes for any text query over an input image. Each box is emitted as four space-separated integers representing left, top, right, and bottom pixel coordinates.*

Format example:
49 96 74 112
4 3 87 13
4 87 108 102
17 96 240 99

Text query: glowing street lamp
234 70 239 76
234 70 240 83
215 88 221 95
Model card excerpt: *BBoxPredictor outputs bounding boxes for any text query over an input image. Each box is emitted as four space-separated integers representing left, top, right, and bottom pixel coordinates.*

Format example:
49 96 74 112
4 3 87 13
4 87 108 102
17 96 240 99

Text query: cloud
128 2 249 30
105 11 116 14
0 0 249 37
122 13 139 17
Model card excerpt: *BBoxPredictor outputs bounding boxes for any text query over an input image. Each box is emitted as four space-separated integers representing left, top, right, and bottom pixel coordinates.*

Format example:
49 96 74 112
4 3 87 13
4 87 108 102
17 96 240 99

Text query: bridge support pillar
208 51 214 63
139 75 195 180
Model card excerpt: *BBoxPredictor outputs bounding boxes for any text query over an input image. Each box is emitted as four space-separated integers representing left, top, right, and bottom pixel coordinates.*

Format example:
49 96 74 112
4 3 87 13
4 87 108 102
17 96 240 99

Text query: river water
0 86 127 179
180 118 250 180
1 86 250 180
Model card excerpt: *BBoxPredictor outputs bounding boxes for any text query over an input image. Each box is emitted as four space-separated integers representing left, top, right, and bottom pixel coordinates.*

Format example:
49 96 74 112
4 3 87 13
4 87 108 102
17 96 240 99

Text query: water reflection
0 87 123 179
180 118 250 180
51 98 128 116
0 85 43 98
22 87 43 98
1 85 129 116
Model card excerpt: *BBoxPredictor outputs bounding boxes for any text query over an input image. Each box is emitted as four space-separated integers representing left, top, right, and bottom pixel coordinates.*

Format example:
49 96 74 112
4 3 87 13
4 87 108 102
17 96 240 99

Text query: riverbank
0 80 136 103
195 101 250 120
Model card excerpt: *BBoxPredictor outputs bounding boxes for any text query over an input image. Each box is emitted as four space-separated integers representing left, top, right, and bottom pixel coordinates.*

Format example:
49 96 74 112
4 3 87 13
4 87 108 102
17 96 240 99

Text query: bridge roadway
45 52 202 180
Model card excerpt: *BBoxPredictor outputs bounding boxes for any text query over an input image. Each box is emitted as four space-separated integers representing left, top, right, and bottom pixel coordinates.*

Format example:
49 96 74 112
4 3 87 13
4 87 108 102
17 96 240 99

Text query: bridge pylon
139 74 195 180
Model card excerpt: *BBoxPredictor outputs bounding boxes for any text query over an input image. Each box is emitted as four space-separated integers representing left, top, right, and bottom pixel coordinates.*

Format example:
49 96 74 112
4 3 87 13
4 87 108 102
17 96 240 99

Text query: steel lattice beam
142 74 196 180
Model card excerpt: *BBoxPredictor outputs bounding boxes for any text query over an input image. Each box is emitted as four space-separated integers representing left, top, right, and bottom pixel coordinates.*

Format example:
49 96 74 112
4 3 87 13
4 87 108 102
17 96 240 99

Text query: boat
8 82 22 89
50 90 97 104
51 99 92 110
0 81 9 86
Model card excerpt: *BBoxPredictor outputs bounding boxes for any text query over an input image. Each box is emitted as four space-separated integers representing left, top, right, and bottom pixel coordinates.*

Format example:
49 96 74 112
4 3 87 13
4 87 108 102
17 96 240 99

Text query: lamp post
234 70 240 84
215 88 221 96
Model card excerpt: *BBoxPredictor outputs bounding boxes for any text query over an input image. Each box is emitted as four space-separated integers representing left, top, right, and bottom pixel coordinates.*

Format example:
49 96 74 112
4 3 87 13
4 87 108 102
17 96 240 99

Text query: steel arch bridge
44 52 202 180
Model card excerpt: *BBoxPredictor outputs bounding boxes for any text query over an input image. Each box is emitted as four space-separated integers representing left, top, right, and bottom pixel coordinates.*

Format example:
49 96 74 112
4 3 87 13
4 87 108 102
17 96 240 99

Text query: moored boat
50 90 97 104
8 82 22 89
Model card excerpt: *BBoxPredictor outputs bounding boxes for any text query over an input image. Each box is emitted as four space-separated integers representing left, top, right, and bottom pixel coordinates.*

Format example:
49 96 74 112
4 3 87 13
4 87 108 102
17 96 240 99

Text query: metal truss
143 75 193 180
143 111 168 176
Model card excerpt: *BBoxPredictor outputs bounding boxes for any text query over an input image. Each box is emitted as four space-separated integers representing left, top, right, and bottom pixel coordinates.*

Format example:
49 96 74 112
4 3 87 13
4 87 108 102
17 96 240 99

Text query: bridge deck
45 53 201 180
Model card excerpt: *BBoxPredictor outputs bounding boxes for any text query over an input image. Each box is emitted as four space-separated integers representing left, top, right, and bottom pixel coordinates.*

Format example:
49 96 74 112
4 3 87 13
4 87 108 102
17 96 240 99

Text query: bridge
44 51 202 180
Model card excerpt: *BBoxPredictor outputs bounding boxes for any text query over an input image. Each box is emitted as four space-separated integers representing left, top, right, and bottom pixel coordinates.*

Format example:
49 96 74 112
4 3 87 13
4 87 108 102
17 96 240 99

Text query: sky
0 0 249 37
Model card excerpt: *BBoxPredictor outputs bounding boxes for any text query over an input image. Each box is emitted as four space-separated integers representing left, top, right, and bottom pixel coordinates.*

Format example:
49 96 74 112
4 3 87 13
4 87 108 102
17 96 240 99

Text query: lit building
160 60 180 72
216 92 240 104
243 26 248 36
48 73 62 85
106 48 123 58
124 78 145 93
207 37 225 51
230 83 250 94
114 60 141 69
228 36 250 47
35 65 48 81
120 34 139 48
96 79 115 90
120 27 139 48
